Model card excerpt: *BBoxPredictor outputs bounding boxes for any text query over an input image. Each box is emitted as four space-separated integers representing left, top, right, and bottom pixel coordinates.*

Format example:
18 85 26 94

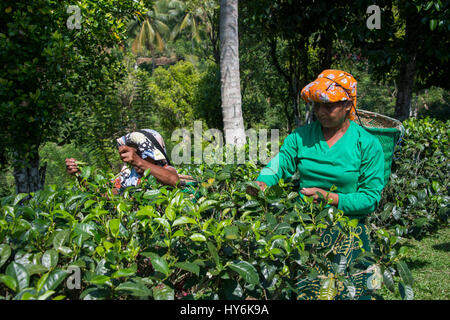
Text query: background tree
128 1 170 70
351 0 450 120
0 0 150 193
170 0 221 65
240 0 359 127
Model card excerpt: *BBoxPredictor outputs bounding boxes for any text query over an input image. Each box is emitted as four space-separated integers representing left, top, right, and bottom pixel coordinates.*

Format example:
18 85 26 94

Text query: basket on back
355 109 404 186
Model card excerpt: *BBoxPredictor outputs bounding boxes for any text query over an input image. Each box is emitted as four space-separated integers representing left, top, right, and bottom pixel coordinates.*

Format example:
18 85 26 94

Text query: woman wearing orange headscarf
254 70 385 299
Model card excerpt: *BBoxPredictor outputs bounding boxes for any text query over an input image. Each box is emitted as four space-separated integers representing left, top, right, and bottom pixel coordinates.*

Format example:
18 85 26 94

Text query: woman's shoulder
286 121 320 145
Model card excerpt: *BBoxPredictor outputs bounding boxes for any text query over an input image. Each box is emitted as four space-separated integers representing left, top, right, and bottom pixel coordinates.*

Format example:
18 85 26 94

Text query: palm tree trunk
219 0 246 150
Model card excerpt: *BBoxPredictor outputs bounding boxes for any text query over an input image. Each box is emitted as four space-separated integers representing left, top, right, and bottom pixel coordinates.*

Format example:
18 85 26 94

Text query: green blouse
256 120 385 218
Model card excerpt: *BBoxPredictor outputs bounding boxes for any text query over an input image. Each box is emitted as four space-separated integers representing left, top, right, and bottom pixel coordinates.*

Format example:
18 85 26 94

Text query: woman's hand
246 181 267 196
118 146 146 175
118 145 142 167
255 181 267 192
300 187 339 206
65 158 79 175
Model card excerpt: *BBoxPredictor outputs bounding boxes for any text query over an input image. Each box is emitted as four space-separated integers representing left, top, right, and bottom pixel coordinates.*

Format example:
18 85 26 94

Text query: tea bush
373 117 449 239
0 161 414 300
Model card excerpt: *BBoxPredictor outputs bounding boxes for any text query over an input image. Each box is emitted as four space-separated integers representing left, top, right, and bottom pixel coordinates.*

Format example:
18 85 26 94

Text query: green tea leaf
143 252 170 276
407 194 417 206
73 222 97 238
40 269 68 292
108 219 120 237
27 264 50 276
190 233 206 242
112 268 136 278
172 216 197 227
6 262 29 291
42 250 59 270
154 218 171 231
228 260 259 285
165 204 176 221
52 209 75 222
397 261 414 286
57 246 73 256
172 229 185 238
198 200 218 213
174 262 200 276
383 268 395 293
52 229 71 250
241 200 260 210
266 184 283 199
36 272 50 293
116 281 152 297
0 274 17 292
224 225 239 240
136 206 157 218
152 283 174 300
84 199 96 210
399 282 414 300
207 242 221 268
0 244 11 269
13 193 29 206
80 287 110 300
37 290 56 300
80 166 92 179
88 275 111 286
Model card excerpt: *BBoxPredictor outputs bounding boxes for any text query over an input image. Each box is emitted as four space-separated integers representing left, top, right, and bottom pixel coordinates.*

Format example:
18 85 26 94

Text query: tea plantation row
0 117 447 300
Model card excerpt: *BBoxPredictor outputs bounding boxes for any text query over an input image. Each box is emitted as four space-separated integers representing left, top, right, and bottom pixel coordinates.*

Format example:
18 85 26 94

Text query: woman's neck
321 119 350 140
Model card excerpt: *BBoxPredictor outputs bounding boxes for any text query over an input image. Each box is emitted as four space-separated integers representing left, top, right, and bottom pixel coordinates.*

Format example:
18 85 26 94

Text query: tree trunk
219 0 246 149
283 103 293 133
12 149 46 194
395 53 416 121
269 38 299 130
290 77 302 127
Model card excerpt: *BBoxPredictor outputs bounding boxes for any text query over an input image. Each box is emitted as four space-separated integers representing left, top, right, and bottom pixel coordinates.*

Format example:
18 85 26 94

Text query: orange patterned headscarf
301 70 357 120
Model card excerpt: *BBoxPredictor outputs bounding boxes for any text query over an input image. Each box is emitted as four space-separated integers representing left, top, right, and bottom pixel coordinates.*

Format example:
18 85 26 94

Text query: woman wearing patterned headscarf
66 129 180 194
252 70 385 300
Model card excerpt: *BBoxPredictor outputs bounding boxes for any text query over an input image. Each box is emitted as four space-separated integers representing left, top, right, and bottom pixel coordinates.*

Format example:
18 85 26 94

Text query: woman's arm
336 139 385 216
135 160 180 187
118 146 180 187
66 158 121 195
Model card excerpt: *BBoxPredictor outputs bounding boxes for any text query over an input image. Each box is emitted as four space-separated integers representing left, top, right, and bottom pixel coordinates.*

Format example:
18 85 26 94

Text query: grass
379 227 450 300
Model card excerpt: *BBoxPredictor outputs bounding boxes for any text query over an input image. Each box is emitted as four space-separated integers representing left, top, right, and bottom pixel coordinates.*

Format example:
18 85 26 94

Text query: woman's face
313 101 352 129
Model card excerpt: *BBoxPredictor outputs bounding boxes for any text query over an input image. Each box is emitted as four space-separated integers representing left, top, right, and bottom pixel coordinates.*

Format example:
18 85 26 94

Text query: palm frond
156 32 165 52
180 13 191 31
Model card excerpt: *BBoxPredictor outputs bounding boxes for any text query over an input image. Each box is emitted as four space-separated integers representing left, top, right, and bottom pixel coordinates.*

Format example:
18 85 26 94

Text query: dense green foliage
0 0 151 193
1 160 415 300
373 117 449 239
0 0 448 301
0 117 441 300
